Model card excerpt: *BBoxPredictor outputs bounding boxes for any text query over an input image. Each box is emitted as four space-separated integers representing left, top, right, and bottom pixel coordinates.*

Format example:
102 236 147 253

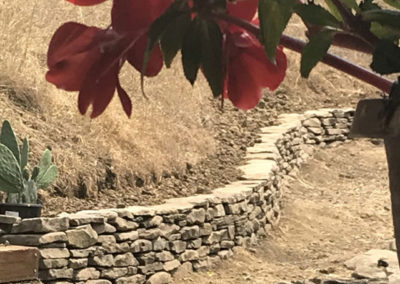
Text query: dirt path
175 139 393 284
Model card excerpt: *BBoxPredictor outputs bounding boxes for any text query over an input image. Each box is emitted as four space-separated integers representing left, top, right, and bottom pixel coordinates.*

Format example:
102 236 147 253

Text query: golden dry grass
0 0 216 197
0 1 386 199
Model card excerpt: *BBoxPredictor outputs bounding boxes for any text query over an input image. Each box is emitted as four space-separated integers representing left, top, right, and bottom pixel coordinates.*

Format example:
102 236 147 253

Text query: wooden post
0 245 39 283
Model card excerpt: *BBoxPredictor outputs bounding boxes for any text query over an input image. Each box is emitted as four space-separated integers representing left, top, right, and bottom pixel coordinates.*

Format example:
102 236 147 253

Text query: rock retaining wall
0 108 354 284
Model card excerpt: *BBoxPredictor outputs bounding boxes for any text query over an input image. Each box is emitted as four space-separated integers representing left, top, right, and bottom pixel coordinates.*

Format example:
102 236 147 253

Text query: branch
214 12 393 94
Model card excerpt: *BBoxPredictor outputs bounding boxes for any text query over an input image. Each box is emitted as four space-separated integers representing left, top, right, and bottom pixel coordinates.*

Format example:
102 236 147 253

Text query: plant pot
0 203 42 219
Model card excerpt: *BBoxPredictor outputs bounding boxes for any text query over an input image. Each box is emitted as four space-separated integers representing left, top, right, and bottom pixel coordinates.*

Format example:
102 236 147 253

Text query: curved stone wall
0 108 354 284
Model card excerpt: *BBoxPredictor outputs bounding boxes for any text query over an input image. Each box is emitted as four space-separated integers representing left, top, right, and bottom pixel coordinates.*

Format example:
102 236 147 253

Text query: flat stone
153 237 168 251
115 231 139 242
39 258 69 269
0 232 67 246
187 208 206 225
179 249 199 261
180 226 200 240
93 223 116 234
66 224 98 248
146 272 172 284
302 117 321 127
70 247 96 258
101 267 128 279
144 216 163 228
131 239 152 253
74 267 100 281
0 215 21 224
158 224 180 239
40 248 70 259
69 215 106 226
12 217 69 233
139 228 161 240
88 254 114 267
156 251 174 262
103 242 130 254
116 275 146 284
238 160 277 180
114 252 139 267
39 268 73 280
139 262 163 275
163 259 181 272
170 240 186 253
69 258 88 269
97 235 116 244
86 280 112 284
110 217 138 232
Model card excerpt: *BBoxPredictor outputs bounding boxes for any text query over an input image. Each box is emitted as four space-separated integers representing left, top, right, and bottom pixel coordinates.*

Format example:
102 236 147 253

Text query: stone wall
0 108 354 284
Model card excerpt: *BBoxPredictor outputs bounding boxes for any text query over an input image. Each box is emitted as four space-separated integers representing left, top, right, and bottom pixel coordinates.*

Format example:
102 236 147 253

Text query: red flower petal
66 0 107 5
111 0 172 33
78 56 120 118
227 0 258 21
46 22 101 91
127 34 163 77
116 80 133 117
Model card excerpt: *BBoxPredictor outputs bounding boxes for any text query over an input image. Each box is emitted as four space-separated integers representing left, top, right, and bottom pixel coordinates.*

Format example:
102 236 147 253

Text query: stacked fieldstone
0 108 355 284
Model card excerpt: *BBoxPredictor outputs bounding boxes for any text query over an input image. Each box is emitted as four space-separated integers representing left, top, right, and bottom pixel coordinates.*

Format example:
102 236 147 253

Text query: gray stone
12 217 69 233
218 249 233 259
103 242 130 254
188 238 202 249
110 217 138 232
70 247 96 258
0 232 67 246
115 231 139 242
139 228 161 240
101 267 128 279
308 127 323 135
39 258 69 269
179 249 199 262
93 223 116 234
170 240 186 253
66 224 98 248
303 118 321 128
89 254 114 267
159 224 180 239
187 208 206 225
214 204 226 217
97 235 116 244
131 239 153 253
116 275 146 284
39 268 74 280
221 240 235 249
153 237 168 251
192 258 210 271
180 226 200 240
69 258 88 269
199 223 212 236
69 215 105 226
202 231 223 244
197 246 210 258
173 262 193 278
139 262 163 275
209 243 221 254
114 252 139 267
40 248 70 259
156 251 174 262
146 272 172 284
143 215 163 228
163 259 181 271
74 267 100 281
86 280 112 284
137 252 156 265
0 215 20 224
167 233 181 241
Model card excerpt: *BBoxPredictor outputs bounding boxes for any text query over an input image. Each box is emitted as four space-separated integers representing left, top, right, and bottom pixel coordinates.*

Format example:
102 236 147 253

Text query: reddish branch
215 12 393 94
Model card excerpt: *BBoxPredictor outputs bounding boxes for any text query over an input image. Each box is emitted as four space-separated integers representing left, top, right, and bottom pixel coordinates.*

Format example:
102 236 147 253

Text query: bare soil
175 139 393 284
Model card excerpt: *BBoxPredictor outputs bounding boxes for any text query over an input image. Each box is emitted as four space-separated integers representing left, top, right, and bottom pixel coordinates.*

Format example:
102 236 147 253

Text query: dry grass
0 1 385 199
0 0 216 197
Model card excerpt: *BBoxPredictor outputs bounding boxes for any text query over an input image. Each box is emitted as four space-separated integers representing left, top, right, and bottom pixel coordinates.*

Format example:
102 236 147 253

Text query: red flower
46 0 171 118
222 0 287 109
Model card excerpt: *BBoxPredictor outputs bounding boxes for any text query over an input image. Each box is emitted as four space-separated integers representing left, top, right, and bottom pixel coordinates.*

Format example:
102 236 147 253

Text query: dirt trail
175 139 393 284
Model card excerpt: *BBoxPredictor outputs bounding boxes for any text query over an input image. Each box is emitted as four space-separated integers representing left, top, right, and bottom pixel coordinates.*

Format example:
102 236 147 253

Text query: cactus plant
0 120 58 204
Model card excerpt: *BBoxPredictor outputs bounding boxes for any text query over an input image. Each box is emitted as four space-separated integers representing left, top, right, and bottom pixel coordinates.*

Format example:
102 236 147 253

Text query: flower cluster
47 0 287 117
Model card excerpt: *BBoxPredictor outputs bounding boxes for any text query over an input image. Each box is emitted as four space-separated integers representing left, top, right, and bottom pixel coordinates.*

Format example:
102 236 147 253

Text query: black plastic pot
0 203 42 219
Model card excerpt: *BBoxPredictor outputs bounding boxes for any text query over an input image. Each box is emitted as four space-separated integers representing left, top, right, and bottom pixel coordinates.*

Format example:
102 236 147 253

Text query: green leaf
301 30 335 78
295 3 341 28
141 1 188 92
181 18 202 85
0 120 20 165
324 0 343 21
20 137 29 170
359 0 381 12
258 0 296 61
160 13 191 68
0 144 24 194
340 0 361 12
362 9 400 28
199 20 223 98
36 165 58 189
371 21 400 41
38 149 52 170
383 0 400 10
371 40 400 74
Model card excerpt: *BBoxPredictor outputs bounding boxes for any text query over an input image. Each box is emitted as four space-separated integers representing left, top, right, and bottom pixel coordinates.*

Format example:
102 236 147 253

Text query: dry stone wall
0 108 354 284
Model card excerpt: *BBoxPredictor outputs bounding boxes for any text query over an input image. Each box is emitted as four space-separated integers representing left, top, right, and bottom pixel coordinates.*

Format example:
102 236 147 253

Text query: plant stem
215 13 393 94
